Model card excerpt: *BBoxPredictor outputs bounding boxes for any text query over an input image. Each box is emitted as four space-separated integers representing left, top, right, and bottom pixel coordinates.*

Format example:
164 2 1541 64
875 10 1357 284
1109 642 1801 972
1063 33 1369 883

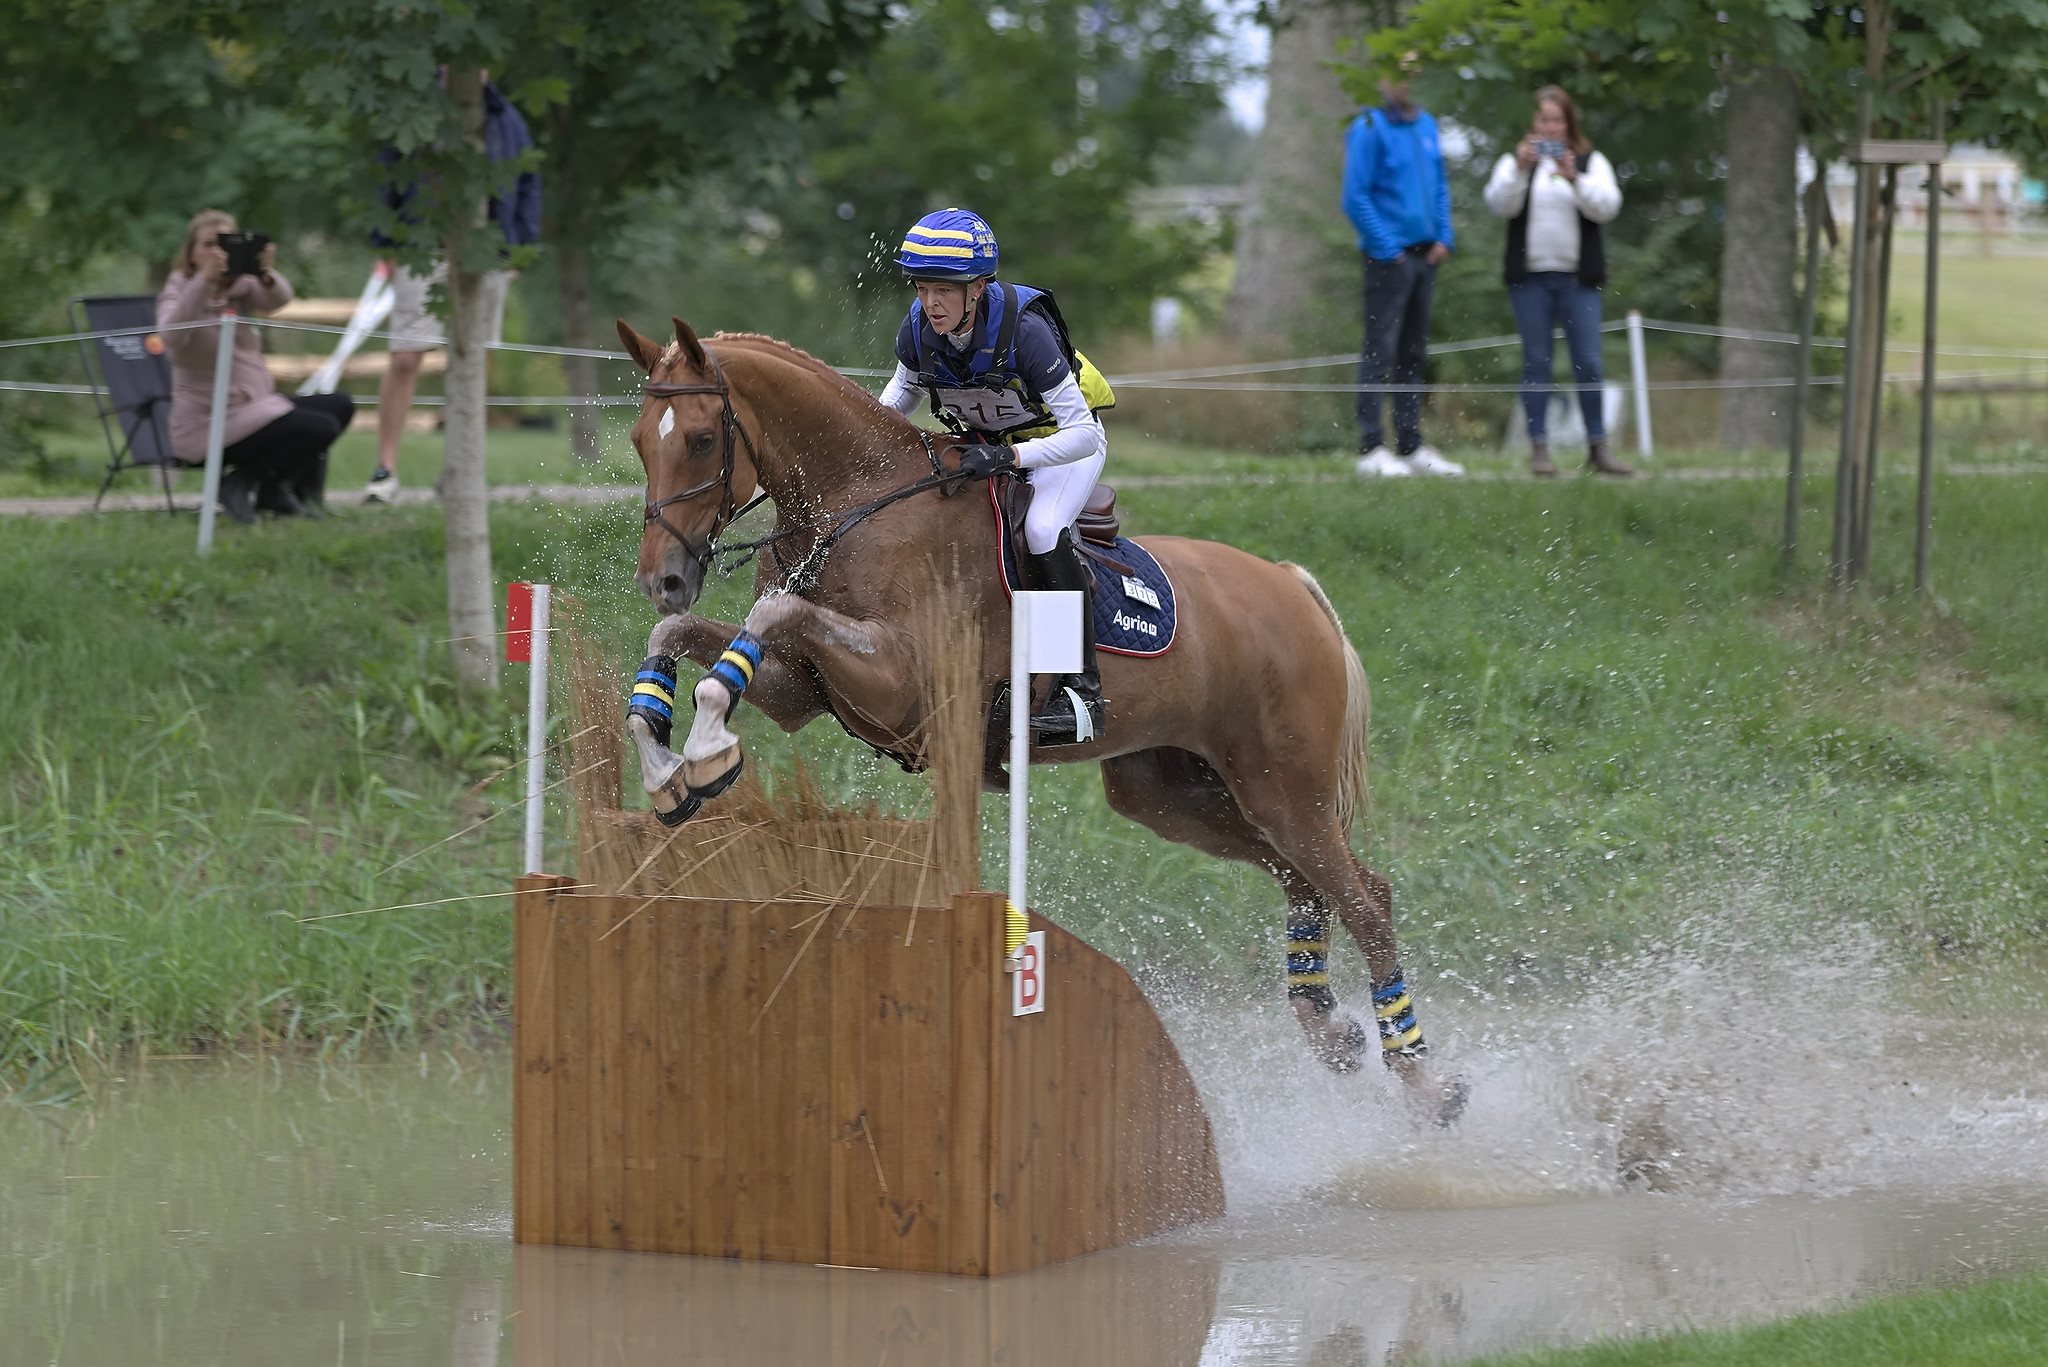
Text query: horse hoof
1435 1077 1472 1130
648 773 704 827
683 749 745 801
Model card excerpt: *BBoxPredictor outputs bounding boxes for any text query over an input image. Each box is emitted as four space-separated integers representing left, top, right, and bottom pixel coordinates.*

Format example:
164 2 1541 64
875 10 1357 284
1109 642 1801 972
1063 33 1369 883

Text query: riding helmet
896 208 999 282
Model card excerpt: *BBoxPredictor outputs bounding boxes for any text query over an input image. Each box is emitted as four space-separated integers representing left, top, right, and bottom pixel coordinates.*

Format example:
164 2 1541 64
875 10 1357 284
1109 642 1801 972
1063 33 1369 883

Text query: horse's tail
1281 562 1371 835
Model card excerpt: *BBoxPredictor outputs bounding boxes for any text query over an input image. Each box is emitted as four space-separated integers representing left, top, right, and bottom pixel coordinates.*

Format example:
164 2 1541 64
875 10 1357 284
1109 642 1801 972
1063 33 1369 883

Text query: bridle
638 348 962 597
640 350 759 575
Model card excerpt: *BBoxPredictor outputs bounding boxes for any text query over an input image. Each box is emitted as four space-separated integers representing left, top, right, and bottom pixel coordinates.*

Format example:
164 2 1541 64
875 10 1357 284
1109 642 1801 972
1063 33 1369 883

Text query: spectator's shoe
1585 440 1634 478
364 468 400 504
1529 442 1557 478
258 479 310 517
218 470 258 526
1355 447 1414 478
1403 446 1466 478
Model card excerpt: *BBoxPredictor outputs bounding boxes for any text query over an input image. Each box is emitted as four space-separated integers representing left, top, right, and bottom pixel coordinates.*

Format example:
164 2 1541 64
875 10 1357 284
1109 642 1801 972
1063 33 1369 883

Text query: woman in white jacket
1484 86 1629 476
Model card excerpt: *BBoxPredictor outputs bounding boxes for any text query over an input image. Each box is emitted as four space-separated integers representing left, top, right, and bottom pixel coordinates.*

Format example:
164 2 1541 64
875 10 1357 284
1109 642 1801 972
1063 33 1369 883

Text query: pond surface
6 931 2047 1366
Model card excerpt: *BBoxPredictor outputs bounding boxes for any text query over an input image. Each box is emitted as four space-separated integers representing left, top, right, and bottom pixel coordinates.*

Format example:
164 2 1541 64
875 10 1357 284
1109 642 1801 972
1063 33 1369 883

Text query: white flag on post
1007 590 1084 999
1016 590 1083 674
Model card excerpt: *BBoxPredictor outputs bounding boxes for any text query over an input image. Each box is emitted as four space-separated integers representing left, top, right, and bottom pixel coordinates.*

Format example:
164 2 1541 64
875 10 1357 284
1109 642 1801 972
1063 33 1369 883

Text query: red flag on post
506 582 534 664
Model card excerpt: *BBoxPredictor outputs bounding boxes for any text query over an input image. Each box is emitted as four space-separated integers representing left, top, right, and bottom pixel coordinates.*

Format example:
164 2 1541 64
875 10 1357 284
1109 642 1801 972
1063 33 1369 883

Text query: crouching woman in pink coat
157 209 355 522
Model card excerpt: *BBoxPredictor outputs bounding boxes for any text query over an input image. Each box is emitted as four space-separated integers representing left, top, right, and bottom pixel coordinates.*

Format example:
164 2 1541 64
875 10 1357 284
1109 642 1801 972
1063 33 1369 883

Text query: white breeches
1022 451 1107 554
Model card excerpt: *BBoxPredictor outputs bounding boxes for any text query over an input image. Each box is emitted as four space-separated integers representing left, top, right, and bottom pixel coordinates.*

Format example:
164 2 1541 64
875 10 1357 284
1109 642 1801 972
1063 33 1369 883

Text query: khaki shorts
386 262 512 352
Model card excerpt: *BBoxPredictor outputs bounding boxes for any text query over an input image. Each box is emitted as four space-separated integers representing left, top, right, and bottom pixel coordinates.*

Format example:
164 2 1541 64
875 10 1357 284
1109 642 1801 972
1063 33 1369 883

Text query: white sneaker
1403 446 1466 477
364 468 400 503
1355 447 1414 478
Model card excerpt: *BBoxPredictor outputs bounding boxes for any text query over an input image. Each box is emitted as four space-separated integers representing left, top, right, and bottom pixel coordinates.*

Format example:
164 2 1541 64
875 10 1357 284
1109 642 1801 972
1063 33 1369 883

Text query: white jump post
507 582 551 875
1006 590 1082 1008
195 310 237 554
1626 309 1654 459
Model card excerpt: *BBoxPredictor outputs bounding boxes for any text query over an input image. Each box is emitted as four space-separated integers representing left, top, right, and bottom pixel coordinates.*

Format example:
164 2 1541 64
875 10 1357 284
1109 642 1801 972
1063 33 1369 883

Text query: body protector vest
910 281 1116 443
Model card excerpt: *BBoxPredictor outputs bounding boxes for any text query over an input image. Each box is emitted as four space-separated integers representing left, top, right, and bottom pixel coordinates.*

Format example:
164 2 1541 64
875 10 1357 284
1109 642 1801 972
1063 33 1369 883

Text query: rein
641 353 959 596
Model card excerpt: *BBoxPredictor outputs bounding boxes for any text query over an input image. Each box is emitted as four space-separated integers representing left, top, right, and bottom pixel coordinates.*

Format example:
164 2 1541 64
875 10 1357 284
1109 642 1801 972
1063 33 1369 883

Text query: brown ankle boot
1529 442 1556 477
1586 439 1633 477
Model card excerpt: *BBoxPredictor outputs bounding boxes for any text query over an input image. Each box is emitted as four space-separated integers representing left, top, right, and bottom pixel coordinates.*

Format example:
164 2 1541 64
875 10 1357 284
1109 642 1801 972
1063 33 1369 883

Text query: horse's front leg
646 594 913 825
627 609 833 825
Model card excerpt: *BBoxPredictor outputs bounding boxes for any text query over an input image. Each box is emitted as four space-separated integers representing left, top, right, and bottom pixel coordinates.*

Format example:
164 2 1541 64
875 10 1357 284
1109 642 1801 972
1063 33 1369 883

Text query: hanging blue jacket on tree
372 79 541 251
1341 105 1454 262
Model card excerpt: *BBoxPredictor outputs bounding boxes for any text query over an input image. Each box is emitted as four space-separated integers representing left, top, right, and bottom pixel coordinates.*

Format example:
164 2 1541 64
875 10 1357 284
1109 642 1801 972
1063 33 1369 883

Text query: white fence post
196 310 237 554
1627 309 1654 459
524 583 552 875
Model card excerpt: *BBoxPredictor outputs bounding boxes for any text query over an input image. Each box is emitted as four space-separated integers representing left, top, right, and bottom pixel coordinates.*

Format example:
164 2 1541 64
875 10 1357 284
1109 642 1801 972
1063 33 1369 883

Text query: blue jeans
1357 248 1437 455
1508 273 1605 441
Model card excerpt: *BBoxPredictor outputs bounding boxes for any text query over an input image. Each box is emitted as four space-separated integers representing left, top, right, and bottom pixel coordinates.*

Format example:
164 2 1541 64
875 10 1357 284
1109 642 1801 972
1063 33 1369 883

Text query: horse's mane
708 331 853 386
701 329 916 430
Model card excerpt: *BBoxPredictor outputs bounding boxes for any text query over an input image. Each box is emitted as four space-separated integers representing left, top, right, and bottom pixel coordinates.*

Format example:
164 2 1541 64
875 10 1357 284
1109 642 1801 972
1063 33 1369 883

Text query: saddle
996 475 1135 582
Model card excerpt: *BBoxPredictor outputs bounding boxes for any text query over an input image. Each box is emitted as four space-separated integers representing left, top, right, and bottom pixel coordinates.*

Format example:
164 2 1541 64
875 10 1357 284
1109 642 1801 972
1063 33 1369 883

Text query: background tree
1227 0 1379 347
523 0 886 461
575 0 1232 369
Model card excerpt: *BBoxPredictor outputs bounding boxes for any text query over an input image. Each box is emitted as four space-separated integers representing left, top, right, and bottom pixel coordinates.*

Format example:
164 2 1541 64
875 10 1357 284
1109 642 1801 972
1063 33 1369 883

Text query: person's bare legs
375 348 427 477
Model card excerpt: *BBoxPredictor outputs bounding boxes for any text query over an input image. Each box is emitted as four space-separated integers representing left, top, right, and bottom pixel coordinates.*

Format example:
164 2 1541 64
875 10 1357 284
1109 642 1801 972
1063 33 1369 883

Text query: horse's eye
688 430 716 458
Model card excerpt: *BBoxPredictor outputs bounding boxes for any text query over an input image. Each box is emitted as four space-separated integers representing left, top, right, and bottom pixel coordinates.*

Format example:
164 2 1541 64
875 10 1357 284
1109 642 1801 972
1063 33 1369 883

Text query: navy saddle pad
993 506 1177 658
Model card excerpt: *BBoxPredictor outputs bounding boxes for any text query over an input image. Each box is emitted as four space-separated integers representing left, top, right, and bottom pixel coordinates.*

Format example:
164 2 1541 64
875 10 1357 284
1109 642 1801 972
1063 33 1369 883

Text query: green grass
3 450 2046 1087
1466 1269 2048 1366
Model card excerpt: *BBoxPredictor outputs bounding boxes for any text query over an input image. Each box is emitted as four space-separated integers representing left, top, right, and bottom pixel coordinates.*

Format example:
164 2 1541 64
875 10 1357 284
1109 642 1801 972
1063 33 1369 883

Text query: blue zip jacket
1341 105 1454 262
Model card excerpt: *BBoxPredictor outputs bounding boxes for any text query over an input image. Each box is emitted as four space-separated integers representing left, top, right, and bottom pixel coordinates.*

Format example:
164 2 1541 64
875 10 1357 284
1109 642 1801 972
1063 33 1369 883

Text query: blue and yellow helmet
896 208 999 282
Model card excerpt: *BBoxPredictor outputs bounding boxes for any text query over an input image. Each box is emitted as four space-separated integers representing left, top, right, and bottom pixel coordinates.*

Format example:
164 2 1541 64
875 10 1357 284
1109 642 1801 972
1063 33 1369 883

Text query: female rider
876 208 1117 744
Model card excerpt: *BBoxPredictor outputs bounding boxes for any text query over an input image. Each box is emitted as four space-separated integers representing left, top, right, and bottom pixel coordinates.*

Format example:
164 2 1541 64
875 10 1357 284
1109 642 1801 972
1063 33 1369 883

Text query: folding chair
70 294 182 512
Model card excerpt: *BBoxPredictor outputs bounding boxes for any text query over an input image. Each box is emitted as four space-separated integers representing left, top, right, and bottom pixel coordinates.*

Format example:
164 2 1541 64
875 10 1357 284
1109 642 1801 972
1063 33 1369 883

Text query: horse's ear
671 316 708 371
616 320 663 374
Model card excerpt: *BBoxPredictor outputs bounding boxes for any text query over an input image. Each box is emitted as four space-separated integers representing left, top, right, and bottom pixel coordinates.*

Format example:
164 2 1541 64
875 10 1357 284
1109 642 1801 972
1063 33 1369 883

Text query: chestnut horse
615 317 1444 1087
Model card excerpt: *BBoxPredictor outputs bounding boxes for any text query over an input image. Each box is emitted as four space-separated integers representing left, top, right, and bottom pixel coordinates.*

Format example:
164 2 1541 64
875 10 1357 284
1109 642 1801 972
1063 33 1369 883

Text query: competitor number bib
933 385 1040 434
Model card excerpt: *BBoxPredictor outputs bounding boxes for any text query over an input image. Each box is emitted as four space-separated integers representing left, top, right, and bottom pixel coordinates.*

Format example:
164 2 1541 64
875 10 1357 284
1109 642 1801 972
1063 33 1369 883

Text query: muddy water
5 934 2046 1367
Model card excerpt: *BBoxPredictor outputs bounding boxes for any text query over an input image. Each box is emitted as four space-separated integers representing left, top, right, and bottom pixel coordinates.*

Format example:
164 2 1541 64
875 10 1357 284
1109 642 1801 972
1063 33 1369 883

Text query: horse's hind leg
1100 748 1380 1071
1201 739 1446 1081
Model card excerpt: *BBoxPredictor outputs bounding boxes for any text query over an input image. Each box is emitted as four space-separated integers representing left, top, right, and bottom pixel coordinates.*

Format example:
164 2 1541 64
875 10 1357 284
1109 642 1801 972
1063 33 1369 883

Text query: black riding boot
1024 528 1106 745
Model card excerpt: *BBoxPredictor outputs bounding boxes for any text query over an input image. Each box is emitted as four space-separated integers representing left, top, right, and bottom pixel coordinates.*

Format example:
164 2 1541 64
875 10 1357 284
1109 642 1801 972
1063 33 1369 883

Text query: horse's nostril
660 574 685 597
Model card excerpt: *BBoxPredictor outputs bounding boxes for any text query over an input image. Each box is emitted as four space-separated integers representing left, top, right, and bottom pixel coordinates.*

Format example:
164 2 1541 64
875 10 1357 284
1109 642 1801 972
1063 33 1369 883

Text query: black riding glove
954 443 1016 481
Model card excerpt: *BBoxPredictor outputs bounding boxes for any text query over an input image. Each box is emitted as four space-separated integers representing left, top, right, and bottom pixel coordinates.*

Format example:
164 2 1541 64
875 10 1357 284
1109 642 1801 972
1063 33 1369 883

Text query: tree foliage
580 0 1235 360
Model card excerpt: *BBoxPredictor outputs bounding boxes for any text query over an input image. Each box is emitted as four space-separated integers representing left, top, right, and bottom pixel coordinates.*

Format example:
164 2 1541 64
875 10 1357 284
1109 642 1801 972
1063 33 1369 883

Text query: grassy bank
1470 1269 2048 1367
3 459 2045 1087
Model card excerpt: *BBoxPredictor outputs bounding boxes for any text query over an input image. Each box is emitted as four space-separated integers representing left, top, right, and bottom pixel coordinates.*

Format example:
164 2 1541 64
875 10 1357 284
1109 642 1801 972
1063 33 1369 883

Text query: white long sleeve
1484 154 1530 218
1010 374 1105 471
878 360 923 415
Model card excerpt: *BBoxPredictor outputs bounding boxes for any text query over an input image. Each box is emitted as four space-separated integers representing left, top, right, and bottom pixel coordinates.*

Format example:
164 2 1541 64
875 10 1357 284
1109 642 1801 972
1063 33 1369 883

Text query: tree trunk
1717 62 1802 452
558 241 602 463
444 69 499 693
1227 0 1369 344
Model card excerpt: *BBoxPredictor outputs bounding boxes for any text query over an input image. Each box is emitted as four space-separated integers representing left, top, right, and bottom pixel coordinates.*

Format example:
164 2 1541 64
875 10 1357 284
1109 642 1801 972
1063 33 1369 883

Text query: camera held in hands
217 232 273 278
1534 139 1568 162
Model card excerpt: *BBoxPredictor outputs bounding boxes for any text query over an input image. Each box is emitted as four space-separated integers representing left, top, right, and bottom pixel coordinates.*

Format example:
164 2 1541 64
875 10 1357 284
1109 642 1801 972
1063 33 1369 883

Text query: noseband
642 351 759 571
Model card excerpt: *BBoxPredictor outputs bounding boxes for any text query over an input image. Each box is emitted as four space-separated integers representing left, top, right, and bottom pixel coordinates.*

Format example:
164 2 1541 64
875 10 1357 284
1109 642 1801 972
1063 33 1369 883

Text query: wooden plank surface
550 893 592 1248
589 903 626 1248
514 888 1221 1274
620 910 661 1252
513 875 571 1245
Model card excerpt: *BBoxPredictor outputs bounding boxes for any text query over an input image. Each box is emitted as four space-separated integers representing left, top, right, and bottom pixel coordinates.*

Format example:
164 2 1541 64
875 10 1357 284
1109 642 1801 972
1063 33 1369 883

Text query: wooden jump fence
512 589 1224 1275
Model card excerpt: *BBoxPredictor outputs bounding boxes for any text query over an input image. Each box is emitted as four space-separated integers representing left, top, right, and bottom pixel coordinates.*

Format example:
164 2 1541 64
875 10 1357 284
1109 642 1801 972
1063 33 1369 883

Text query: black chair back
73 294 178 468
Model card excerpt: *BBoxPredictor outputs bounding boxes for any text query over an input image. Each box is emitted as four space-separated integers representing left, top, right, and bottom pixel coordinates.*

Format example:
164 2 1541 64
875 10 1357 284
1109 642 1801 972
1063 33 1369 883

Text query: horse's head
619 316 759 614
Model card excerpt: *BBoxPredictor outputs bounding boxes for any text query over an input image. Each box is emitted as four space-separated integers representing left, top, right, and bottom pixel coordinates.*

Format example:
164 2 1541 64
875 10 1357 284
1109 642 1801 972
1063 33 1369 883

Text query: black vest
1503 150 1605 288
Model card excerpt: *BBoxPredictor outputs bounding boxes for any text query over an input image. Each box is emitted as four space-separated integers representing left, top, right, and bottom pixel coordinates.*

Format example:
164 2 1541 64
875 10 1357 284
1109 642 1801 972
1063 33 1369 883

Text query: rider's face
914 279 983 336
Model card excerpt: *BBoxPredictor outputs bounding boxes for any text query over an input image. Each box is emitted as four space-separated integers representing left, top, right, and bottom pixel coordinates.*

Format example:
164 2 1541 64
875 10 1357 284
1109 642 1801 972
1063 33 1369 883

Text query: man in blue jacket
1343 55 1464 478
